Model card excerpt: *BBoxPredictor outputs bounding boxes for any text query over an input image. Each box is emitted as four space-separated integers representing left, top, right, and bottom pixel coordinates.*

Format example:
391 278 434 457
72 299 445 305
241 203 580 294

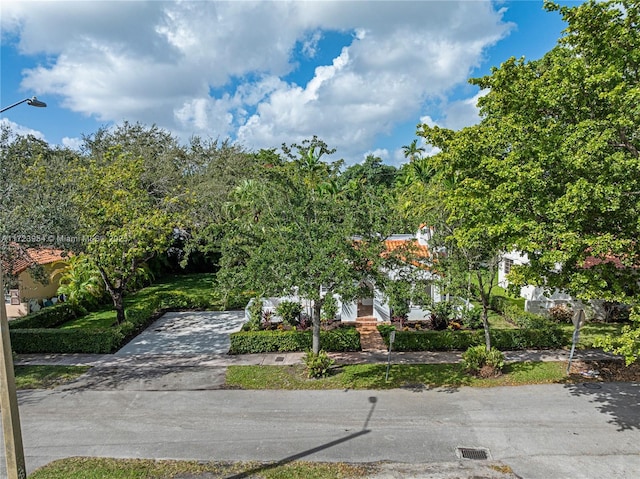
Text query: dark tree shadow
224 396 377 479
564 381 640 431
56 364 227 392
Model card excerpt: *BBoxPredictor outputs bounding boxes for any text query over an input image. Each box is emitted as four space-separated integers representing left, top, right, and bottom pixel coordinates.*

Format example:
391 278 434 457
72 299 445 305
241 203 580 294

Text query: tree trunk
312 299 322 355
477 271 491 351
482 303 491 352
97 267 126 325
110 290 126 325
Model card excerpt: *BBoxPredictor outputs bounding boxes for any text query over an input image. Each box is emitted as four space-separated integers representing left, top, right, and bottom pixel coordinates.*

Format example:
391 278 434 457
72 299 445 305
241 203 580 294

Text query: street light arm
0 96 47 113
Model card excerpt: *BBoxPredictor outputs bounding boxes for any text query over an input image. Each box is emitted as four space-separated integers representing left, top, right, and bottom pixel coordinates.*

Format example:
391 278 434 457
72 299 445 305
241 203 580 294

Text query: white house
250 227 440 324
498 251 619 320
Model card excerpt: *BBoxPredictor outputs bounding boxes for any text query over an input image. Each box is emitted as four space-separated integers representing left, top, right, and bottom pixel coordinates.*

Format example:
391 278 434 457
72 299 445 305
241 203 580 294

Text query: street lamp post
0 96 47 114
0 96 47 479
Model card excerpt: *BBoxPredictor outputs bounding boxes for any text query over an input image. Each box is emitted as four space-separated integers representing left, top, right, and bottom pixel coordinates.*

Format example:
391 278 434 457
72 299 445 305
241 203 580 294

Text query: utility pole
0 264 27 479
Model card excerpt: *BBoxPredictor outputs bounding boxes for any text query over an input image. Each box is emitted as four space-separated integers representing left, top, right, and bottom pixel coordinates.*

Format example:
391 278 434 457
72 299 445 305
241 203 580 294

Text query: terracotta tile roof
383 238 432 269
8 246 67 276
384 239 430 258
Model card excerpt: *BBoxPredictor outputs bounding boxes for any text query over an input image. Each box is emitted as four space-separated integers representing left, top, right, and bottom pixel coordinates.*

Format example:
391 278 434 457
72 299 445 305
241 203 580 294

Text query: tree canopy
416 0 640 360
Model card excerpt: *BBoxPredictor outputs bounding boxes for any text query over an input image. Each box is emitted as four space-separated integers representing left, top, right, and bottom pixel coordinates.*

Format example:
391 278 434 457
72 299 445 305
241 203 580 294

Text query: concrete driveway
115 310 246 356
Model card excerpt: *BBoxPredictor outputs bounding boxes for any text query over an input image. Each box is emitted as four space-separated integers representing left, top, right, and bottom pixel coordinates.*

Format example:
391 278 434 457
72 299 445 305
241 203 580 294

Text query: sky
0 0 581 166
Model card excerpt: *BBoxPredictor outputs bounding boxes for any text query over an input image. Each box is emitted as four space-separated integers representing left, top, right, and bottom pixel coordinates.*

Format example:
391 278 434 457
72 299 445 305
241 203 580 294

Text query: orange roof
383 238 432 269
9 246 67 275
384 239 430 258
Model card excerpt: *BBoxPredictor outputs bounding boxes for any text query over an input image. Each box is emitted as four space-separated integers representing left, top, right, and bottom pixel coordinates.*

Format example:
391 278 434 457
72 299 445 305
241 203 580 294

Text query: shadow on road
564 381 640 431
224 396 378 479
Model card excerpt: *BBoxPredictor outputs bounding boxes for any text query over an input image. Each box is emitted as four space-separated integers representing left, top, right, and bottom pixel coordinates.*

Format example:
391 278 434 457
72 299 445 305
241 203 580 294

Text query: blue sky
1 1 579 166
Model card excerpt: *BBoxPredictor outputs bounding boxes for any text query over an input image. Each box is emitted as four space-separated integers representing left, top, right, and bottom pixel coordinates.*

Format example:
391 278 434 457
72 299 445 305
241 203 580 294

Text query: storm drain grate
456 447 491 460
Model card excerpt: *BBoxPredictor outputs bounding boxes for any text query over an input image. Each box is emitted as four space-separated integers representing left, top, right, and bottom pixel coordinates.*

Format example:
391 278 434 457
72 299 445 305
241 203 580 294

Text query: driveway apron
115 310 246 356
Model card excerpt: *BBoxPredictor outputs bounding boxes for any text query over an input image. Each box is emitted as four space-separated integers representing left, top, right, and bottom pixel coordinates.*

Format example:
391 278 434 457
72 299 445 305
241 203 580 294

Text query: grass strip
29 457 372 479
226 361 568 390
14 365 90 389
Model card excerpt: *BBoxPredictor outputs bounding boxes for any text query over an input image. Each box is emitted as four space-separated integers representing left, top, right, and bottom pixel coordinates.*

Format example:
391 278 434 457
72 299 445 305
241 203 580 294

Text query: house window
503 258 514 275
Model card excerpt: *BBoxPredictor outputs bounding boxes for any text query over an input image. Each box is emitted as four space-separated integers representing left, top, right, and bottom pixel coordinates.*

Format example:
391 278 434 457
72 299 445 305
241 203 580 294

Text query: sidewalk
15 348 622 368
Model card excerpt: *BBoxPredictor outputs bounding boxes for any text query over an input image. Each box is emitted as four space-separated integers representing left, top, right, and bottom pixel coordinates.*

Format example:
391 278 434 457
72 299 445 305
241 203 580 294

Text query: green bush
503 305 551 329
8 303 84 330
276 300 303 325
229 327 360 354
460 307 483 330
461 345 505 374
303 350 335 378
490 296 507 314
10 328 120 354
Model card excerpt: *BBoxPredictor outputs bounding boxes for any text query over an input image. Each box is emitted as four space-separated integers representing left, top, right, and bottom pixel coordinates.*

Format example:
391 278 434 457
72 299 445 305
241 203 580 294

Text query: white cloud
3 1 512 163
61 137 83 150
442 90 489 130
0 118 45 140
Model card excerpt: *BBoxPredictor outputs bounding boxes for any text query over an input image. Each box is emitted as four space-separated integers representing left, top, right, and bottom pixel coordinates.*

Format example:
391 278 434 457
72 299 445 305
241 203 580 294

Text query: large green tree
417 124 511 350
219 138 397 354
1 126 80 286
71 148 187 324
418 0 640 360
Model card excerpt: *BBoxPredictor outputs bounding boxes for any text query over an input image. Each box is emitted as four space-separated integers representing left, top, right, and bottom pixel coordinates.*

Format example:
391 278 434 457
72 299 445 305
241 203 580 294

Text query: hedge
8 303 85 330
9 328 121 354
377 325 568 351
229 327 361 354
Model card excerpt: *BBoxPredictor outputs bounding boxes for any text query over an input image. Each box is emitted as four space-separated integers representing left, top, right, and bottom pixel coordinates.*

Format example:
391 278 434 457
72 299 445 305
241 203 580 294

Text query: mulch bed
568 359 640 382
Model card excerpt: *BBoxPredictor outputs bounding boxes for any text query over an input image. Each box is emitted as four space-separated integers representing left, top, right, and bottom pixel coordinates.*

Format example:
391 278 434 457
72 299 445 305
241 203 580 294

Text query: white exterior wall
341 300 357 322
373 289 390 322
498 251 529 288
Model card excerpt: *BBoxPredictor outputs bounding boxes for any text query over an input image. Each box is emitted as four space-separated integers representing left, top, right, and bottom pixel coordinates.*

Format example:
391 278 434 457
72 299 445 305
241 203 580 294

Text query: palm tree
402 139 426 162
56 254 106 307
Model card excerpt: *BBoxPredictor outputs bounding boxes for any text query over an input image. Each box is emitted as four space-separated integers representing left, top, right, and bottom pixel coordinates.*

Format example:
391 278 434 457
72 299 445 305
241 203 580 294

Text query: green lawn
558 321 624 349
14 365 90 389
29 458 371 479
60 273 221 329
226 361 568 390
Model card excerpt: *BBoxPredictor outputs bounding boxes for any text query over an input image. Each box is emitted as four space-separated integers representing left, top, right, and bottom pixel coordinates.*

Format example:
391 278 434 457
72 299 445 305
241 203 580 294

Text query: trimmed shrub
461 345 505 376
504 305 551 329
229 326 360 354
8 303 84 330
303 350 335 378
10 328 120 354
378 325 567 351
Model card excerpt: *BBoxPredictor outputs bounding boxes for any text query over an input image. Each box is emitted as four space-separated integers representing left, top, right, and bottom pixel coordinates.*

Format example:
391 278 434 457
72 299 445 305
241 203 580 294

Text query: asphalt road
7 382 640 478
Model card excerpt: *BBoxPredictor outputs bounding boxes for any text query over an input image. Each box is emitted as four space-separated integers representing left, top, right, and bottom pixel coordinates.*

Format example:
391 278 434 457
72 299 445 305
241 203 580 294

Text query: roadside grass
14 365 90 389
29 457 372 479
226 361 567 390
